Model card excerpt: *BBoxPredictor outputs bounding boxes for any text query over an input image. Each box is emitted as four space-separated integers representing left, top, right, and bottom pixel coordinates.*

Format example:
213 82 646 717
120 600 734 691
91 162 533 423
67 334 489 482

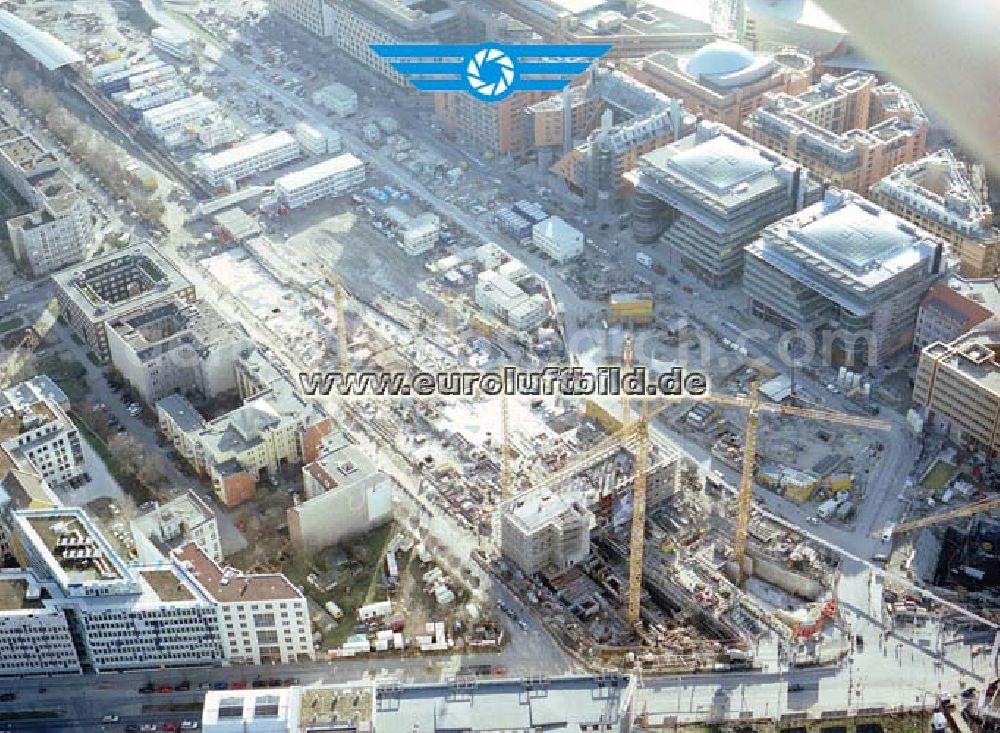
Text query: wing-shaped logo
370 43 612 102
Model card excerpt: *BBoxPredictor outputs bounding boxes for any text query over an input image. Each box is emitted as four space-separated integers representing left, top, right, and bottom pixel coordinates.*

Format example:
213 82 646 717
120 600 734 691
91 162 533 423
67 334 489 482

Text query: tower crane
534 379 890 629
317 263 350 374
621 333 633 428
875 498 1000 538
500 386 513 501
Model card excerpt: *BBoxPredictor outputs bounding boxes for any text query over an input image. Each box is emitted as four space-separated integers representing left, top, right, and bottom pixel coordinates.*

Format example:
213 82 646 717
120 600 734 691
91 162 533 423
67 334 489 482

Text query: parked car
229 680 247 690
211 681 228 690
125 725 140 733
156 684 174 693
163 723 181 733
139 683 155 694
102 715 120 723
140 725 158 732
181 722 200 730
175 680 190 691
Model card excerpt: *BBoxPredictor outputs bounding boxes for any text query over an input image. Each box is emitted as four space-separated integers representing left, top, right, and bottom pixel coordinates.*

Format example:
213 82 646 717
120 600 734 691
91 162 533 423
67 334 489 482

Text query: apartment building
475 270 547 332
157 355 333 507
871 150 1000 279
532 216 583 264
0 113 94 276
913 281 995 351
175 542 315 664
274 153 365 210
131 490 223 564
195 131 301 189
745 71 929 193
744 188 942 365
106 298 251 407
434 91 551 156
150 26 192 60
399 212 440 256
288 436 394 552
626 120 819 286
500 489 592 577
913 326 1000 454
53 245 196 362
272 0 329 36
627 41 813 130
0 378 85 490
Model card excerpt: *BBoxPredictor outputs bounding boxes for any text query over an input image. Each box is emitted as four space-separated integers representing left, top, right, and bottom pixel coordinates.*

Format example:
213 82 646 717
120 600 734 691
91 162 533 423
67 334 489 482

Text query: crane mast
626 399 650 627
733 379 760 586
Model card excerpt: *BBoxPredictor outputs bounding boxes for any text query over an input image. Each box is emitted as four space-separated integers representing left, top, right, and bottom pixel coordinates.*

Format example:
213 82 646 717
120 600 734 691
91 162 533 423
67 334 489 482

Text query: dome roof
684 41 755 78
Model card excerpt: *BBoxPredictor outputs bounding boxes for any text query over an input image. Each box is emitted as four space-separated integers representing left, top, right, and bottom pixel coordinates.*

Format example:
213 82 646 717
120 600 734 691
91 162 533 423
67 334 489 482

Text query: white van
882 523 896 543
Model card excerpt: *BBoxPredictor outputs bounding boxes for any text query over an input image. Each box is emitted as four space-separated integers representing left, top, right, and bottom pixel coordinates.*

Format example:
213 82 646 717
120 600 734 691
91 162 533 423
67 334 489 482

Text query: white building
400 212 439 255
106 298 252 407
500 489 592 576
175 542 315 664
532 216 583 263
0 114 94 276
274 153 365 209
0 572 80 676
196 131 301 189
143 95 219 141
9 507 224 673
0 379 85 490
151 26 192 60
131 490 223 564
312 82 358 117
475 270 547 331
293 121 342 156
288 439 394 552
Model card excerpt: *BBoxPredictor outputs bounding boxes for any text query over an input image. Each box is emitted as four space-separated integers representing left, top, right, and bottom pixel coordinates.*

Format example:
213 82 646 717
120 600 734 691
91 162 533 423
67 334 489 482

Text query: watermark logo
369 43 612 102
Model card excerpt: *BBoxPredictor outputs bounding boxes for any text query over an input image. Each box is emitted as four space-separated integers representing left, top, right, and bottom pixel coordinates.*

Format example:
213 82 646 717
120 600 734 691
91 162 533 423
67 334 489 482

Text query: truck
816 498 839 520
635 252 653 269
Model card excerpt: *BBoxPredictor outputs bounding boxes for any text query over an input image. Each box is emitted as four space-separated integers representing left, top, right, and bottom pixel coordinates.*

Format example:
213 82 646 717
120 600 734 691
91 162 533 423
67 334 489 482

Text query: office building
497 0 718 59
274 153 365 210
106 299 252 407
475 270 547 331
9 506 224 673
0 378 85 490
175 542 315 664
744 188 942 365
626 120 819 286
383 209 440 256
288 436 394 552
0 113 94 276
202 674 636 733
913 325 999 454
272 0 328 36
293 121 342 156
311 82 358 118
548 68 694 209
157 356 333 507
913 281 996 351
533 216 583 264
500 489 592 577
142 95 219 141
52 245 196 362
627 41 813 131
131 490 223 564
745 72 929 194
871 150 1000 278
0 571 80 676
195 131 301 189
151 26 192 60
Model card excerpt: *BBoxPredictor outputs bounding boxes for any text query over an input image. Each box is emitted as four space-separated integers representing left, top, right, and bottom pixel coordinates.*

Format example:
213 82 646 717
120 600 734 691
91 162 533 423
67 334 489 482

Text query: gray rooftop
797 202 917 273
374 674 634 732
668 134 775 192
156 393 206 433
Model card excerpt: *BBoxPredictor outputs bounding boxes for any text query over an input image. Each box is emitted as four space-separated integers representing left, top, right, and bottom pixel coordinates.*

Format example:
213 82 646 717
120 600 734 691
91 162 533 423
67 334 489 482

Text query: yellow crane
500 386 513 501
875 498 1000 538
317 263 350 374
621 333 634 428
590 379 890 628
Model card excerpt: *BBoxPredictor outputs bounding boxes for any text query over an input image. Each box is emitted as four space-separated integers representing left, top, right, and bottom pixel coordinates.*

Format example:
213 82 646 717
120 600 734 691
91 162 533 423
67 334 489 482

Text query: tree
107 433 145 477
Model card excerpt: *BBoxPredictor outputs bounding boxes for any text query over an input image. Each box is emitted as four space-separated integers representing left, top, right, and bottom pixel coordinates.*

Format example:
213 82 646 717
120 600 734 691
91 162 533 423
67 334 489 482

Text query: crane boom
733 379 760 585
705 394 890 432
626 400 649 627
622 333 633 428
882 498 1000 537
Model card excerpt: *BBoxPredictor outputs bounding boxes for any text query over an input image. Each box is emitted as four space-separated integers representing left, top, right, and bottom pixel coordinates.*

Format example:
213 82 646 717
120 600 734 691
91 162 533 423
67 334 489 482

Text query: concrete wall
288 475 393 552
748 551 823 600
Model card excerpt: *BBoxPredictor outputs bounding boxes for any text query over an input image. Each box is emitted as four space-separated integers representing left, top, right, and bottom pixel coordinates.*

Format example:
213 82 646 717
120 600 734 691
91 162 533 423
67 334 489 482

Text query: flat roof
504 488 587 534
0 575 43 611
198 131 297 174
139 568 196 602
669 134 775 192
797 202 917 272
274 153 364 192
18 508 129 586
375 674 633 732
174 542 303 603
0 8 82 70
